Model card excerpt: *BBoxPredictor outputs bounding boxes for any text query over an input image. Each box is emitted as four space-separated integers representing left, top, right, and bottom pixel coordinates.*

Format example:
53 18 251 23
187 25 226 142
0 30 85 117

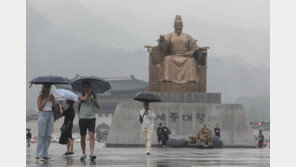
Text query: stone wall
106 102 256 148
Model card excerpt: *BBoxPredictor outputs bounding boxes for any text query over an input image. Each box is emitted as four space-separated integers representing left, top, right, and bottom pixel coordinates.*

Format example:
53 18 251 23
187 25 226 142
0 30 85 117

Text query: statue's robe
159 32 199 83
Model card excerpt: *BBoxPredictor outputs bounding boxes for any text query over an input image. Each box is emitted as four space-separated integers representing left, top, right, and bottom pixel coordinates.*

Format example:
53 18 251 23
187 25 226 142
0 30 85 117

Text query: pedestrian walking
160 123 171 147
134 92 160 155
26 129 32 147
58 100 75 155
139 101 156 155
36 83 57 161
78 82 100 161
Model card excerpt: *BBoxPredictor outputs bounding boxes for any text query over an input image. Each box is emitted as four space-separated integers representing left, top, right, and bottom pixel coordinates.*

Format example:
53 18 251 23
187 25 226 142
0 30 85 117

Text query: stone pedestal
150 92 221 104
106 92 256 148
160 82 199 92
106 102 255 147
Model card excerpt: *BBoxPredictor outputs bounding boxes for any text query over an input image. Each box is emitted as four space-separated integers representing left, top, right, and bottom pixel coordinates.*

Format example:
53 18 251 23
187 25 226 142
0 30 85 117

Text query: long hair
39 85 45 96
39 84 51 97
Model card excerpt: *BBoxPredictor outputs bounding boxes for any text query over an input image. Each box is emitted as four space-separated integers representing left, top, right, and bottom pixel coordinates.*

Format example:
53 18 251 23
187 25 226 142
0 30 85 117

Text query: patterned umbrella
71 76 111 94
54 89 79 102
134 92 161 102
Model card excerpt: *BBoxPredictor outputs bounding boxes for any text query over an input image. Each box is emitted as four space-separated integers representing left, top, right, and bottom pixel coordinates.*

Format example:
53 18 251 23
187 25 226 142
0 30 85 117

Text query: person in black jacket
214 123 220 137
258 130 265 148
157 123 163 145
26 129 32 147
59 100 75 155
161 123 171 147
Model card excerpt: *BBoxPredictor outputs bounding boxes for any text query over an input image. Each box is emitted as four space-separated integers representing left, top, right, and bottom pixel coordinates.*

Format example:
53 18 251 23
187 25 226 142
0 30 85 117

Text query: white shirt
42 100 53 111
139 108 156 128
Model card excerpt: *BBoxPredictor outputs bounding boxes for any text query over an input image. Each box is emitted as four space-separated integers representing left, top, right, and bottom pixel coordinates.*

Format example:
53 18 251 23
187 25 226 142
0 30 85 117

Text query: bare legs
80 136 86 154
66 138 73 153
89 132 95 154
80 133 95 155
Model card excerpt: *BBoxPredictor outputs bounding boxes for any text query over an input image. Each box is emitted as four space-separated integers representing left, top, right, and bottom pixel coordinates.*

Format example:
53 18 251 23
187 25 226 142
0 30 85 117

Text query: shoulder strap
92 93 96 114
142 108 149 117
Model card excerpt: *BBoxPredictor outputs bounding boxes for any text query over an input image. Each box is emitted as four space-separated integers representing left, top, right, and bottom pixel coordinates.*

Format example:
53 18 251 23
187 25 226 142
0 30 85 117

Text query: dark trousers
161 136 169 146
258 141 263 148
26 138 31 147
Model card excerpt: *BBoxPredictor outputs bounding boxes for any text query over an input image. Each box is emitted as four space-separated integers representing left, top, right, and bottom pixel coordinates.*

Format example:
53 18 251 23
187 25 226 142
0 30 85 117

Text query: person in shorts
78 82 100 161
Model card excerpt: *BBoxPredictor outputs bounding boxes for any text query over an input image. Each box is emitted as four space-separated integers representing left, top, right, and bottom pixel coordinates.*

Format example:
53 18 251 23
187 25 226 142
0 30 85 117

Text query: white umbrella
53 89 79 102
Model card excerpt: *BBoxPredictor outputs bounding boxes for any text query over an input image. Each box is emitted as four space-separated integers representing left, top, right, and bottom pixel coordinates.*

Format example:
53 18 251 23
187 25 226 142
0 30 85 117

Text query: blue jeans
26 138 31 147
36 112 54 158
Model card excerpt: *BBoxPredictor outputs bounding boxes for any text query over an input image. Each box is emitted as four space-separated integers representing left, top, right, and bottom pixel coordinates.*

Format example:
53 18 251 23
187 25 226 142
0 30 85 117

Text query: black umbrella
134 92 161 102
71 76 111 94
29 75 71 87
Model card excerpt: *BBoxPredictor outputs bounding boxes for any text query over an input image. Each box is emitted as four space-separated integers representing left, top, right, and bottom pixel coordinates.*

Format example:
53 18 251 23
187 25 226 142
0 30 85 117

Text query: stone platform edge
105 143 257 148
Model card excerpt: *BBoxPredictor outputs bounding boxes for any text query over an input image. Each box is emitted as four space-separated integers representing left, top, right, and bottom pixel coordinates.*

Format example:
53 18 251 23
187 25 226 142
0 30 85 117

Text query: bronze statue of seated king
145 15 209 92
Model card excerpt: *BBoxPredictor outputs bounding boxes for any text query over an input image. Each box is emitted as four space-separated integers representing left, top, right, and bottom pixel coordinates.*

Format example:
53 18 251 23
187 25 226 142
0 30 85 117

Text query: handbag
60 123 69 133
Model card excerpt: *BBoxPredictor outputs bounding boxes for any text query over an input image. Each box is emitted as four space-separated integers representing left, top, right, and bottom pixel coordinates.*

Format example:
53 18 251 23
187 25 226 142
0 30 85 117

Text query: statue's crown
175 15 182 23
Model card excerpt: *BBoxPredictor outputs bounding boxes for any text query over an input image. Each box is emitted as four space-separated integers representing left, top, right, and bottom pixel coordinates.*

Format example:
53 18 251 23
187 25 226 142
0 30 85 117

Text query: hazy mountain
28 0 145 50
77 0 269 66
28 0 269 66
26 0 270 121
207 55 269 102
235 96 270 122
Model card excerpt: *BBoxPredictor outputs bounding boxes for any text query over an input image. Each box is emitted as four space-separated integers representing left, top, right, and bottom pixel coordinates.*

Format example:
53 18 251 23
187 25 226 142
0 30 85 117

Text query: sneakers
89 154 96 161
80 154 86 161
146 151 150 155
43 157 53 161
35 157 44 161
63 152 70 156
64 152 74 156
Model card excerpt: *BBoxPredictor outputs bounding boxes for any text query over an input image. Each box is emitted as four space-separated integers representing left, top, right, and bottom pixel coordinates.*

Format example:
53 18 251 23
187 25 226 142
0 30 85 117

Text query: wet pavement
26 143 270 167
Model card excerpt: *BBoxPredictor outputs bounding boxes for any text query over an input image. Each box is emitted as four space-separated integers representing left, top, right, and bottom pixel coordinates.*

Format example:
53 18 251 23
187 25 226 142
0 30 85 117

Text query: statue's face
174 21 183 34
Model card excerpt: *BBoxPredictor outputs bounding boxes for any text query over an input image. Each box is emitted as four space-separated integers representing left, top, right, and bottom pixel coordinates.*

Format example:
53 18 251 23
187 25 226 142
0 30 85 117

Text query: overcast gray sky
78 0 269 32
30 0 269 46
